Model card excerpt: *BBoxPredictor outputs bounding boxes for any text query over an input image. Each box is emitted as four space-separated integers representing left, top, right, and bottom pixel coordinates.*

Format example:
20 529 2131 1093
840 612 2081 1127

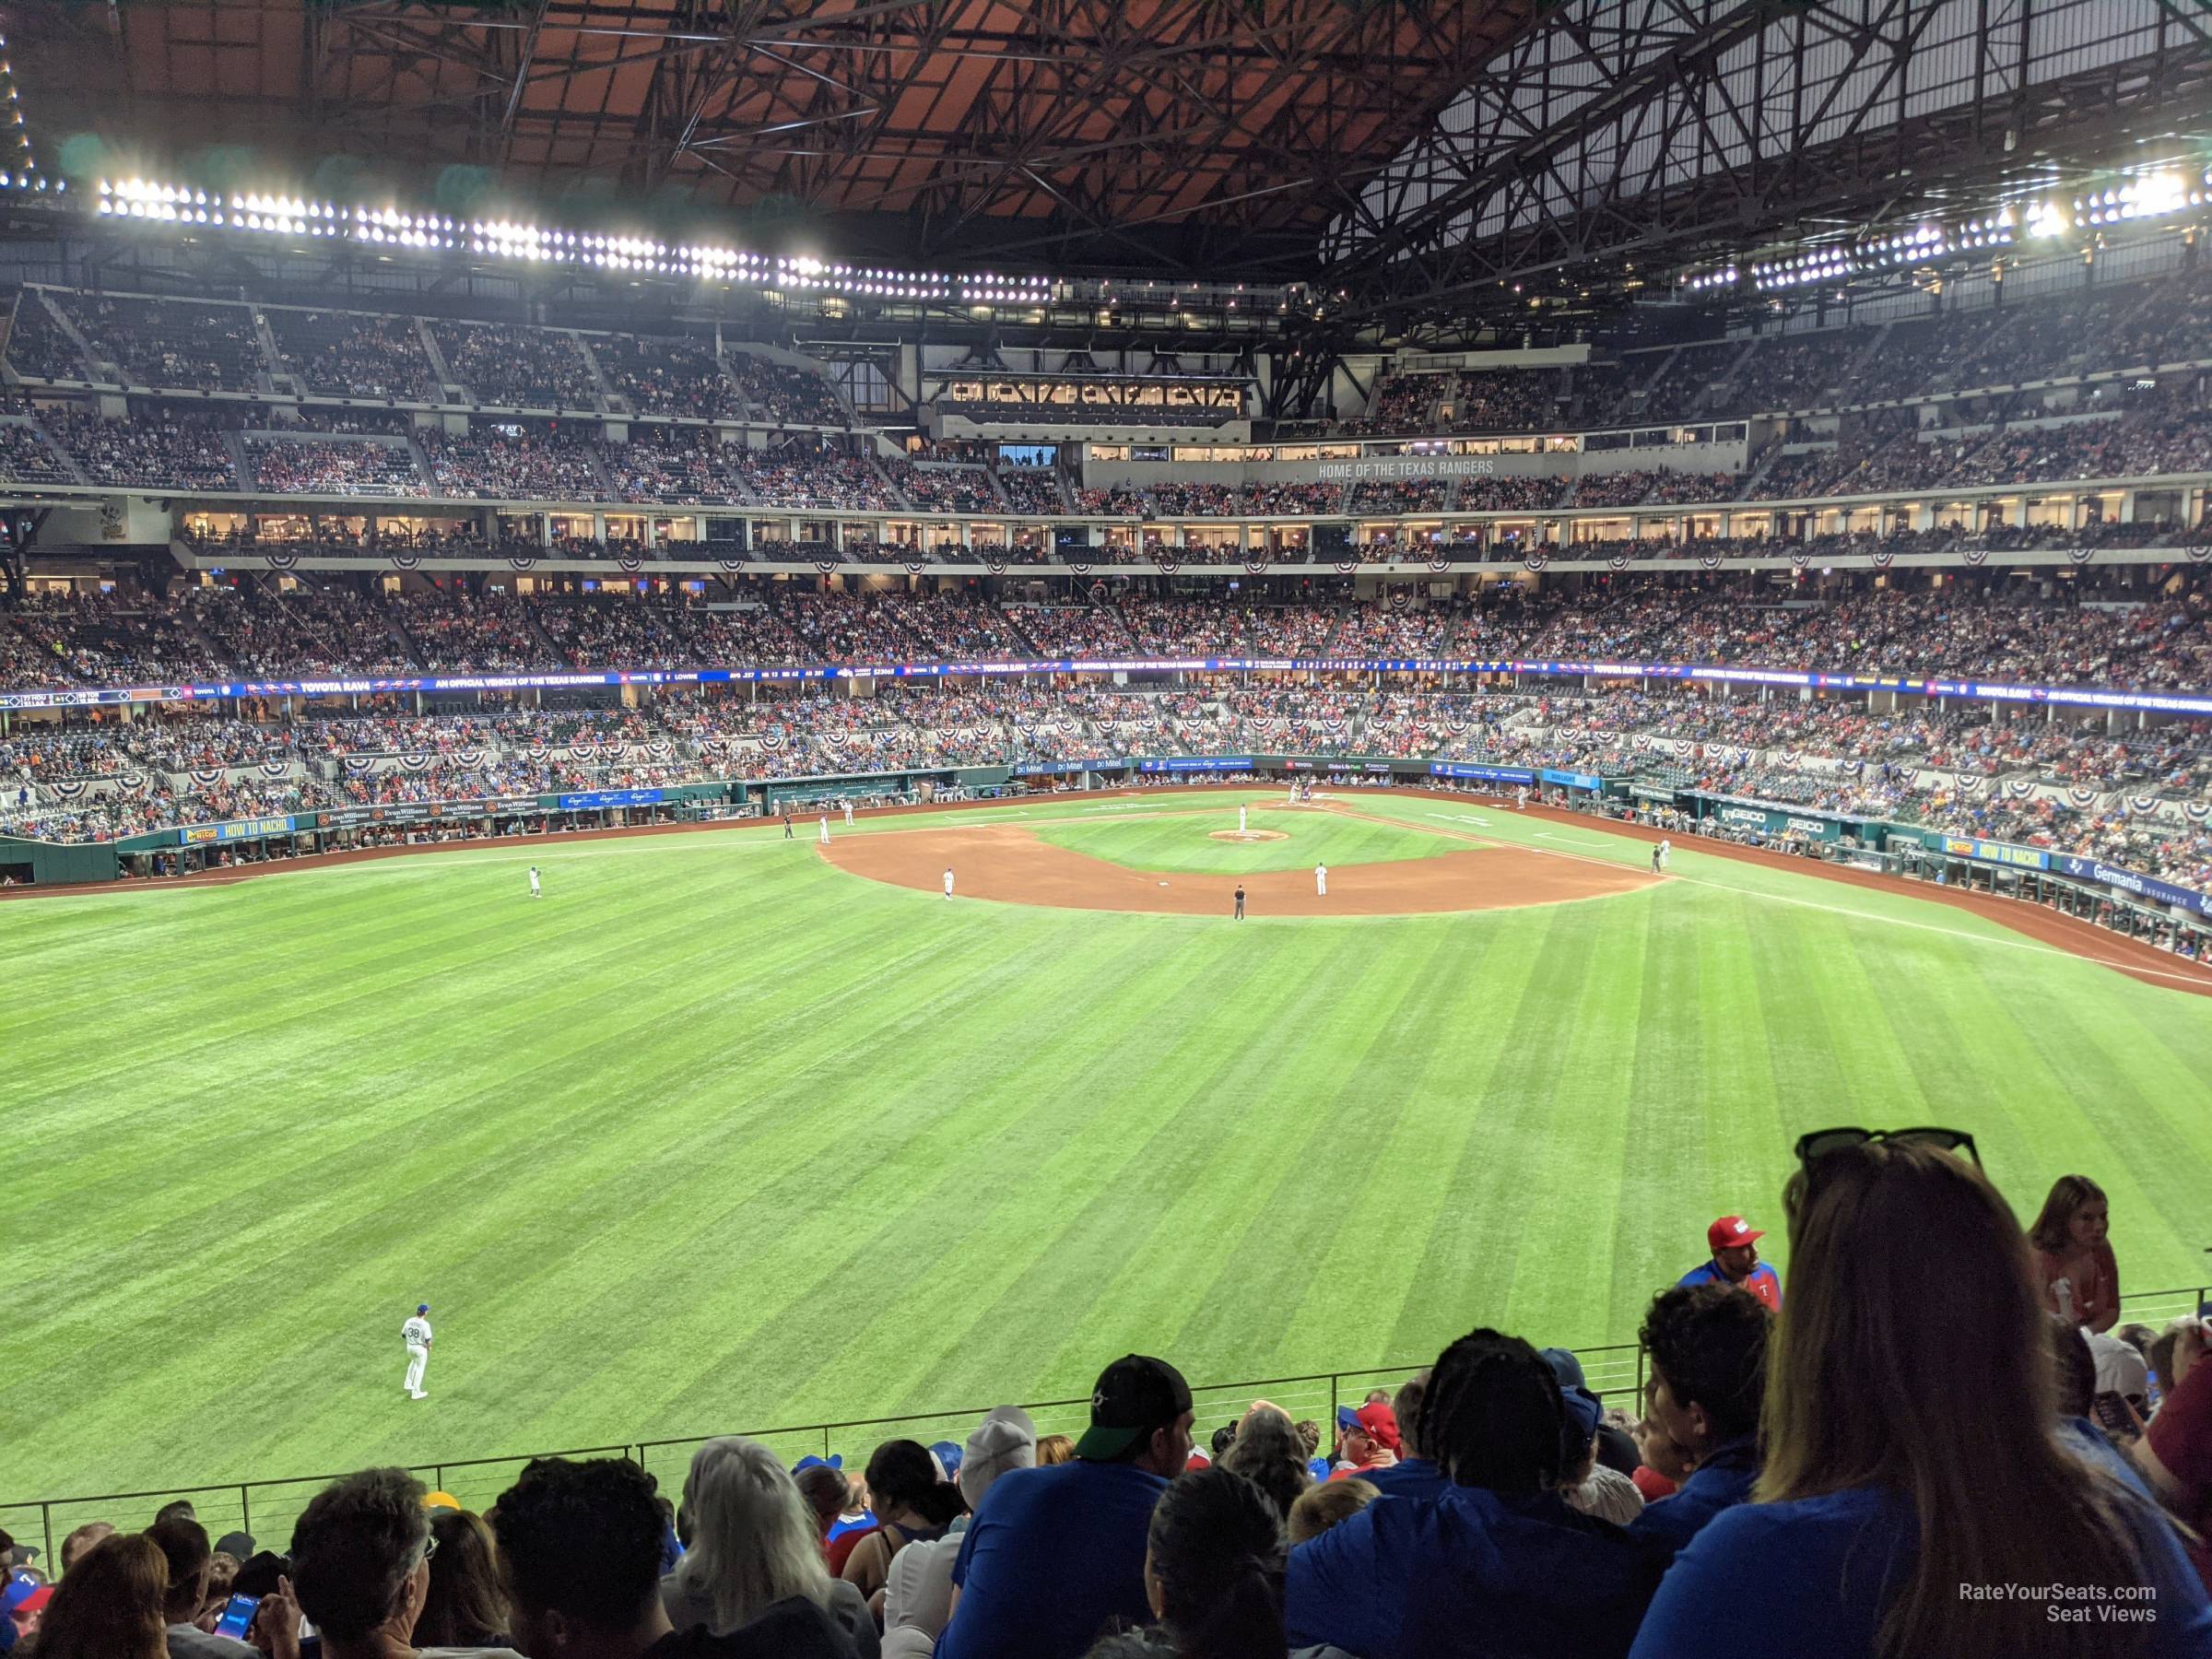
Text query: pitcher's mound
1210 829 1288 843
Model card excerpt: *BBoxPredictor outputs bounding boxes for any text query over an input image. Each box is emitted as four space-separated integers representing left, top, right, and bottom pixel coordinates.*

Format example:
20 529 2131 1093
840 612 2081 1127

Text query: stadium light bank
76 176 1311 321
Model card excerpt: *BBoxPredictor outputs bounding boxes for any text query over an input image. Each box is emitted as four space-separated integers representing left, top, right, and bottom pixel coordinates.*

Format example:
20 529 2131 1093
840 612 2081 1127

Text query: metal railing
8 1287 2201 1570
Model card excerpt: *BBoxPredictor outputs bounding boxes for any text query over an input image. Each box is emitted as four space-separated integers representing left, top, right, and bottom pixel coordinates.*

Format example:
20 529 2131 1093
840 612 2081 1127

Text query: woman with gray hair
661 1436 880 1657
288 1467 524 1659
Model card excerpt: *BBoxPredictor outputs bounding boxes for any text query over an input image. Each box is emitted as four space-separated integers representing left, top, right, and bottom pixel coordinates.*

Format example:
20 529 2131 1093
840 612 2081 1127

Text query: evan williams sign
1316 457 1500 481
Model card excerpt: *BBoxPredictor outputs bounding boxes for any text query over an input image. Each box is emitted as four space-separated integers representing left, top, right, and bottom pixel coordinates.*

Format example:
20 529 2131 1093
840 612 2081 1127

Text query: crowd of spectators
53 293 268 393
419 426 612 500
0 419 76 484
5 289 87 380
246 437 429 498
43 407 238 490
885 462 998 514
727 350 847 426
271 311 440 401
735 448 899 512
994 468 1065 514
431 322 602 410
594 334 744 420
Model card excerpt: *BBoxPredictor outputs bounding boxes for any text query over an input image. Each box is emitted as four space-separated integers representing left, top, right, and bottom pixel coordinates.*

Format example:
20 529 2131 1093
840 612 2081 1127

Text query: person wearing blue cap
401 1304 433 1400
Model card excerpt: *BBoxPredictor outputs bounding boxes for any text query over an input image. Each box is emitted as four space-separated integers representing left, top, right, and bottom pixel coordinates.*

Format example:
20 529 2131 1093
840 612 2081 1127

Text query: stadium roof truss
1321 0 2212 335
18 0 1536 276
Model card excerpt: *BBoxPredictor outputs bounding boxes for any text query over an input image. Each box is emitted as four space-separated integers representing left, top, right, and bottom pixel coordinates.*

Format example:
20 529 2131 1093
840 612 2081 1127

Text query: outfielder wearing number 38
402 1303 432 1399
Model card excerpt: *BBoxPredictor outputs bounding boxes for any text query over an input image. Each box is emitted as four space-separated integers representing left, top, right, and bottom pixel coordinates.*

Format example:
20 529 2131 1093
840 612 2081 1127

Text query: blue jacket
1677 1259 1783 1307
1628 1435 1759 1552
1287 1483 1668 1659
1629 1482 2212 1659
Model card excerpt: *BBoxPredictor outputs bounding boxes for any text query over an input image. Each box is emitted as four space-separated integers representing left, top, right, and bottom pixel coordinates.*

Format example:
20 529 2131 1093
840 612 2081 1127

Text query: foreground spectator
840 1441 965 1614
2136 1320 2212 1592
1218 1405 1313 1524
493 1454 859 1658
290 1467 523 1659
1288 1480 1377 1547
1628 1284 1770 1551
1285 1329 1667 1659
883 1407 1036 1657
1326 1403 1399 1481
416 1510 512 1648
1676 1215 1783 1311
58 1523 114 1574
937 1354 1194 1659
1630 1136 2212 1658
1083 1468 1345 1659
1359 1372 1444 1503
25 1532 171 1659
661 1439 877 1655
2030 1173 2121 1334
147 1516 256 1658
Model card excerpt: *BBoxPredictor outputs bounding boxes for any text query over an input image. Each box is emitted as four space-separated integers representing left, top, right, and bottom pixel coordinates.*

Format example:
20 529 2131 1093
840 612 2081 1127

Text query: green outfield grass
7 788 2211 1537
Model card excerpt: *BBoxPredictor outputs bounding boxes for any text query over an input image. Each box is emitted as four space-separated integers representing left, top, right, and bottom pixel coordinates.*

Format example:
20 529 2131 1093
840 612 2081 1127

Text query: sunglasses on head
1794 1125 1981 1175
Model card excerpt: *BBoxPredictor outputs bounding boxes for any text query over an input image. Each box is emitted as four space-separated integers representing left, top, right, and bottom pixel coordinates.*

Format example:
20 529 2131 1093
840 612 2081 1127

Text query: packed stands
53 293 267 393
418 423 610 500
245 435 429 497
430 321 600 410
269 310 440 401
593 332 742 420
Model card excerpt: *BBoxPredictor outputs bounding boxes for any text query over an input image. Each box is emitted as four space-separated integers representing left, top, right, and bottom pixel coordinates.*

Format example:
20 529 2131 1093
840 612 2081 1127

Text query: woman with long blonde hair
1630 1133 2211 1659
660 1436 880 1654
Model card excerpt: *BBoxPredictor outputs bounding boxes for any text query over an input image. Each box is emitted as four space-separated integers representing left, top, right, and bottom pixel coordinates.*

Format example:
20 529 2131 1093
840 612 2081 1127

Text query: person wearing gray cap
881 1407 1037 1658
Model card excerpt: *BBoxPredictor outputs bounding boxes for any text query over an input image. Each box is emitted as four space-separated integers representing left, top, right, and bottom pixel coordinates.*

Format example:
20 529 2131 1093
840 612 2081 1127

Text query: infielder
528 865 540 898
1314 862 1328 897
401 1303 432 1399
842 799 854 828
943 866 955 900
818 814 830 845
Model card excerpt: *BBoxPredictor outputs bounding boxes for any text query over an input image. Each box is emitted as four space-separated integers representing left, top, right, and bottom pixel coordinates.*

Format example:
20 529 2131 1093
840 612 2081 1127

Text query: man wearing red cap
1328 1403 1402 1481
1677 1216 1783 1311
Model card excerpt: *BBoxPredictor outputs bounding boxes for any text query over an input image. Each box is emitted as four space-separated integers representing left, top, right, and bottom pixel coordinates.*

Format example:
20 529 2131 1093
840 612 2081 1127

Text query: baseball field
7 786 2211 1542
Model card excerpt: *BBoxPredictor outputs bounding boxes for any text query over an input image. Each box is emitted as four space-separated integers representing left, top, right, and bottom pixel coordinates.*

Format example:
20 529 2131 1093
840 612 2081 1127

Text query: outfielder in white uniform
402 1304 432 1399
1314 863 1328 897
818 815 830 845
1659 838 1672 871
842 800 853 828
943 866 955 900
528 865 540 897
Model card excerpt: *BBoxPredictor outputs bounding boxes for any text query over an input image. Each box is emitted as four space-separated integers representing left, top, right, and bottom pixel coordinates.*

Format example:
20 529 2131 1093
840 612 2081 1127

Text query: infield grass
1033 805 1452 873
7 787 2211 1542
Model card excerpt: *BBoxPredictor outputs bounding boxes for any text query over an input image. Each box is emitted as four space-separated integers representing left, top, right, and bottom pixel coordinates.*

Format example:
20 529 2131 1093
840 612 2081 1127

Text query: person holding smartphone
2028 1173 2120 1334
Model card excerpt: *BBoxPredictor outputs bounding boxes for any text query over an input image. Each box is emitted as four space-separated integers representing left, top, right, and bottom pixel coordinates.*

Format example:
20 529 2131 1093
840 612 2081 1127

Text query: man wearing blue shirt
1287 1329 1668 1659
1677 1215 1783 1312
1362 1370 1449 1503
937 1354 1194 1659
1630 1284 1771 1552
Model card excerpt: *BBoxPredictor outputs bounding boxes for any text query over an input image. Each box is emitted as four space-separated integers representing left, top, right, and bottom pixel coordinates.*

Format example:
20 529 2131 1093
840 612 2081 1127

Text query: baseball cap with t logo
1074 1354 1194 1461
